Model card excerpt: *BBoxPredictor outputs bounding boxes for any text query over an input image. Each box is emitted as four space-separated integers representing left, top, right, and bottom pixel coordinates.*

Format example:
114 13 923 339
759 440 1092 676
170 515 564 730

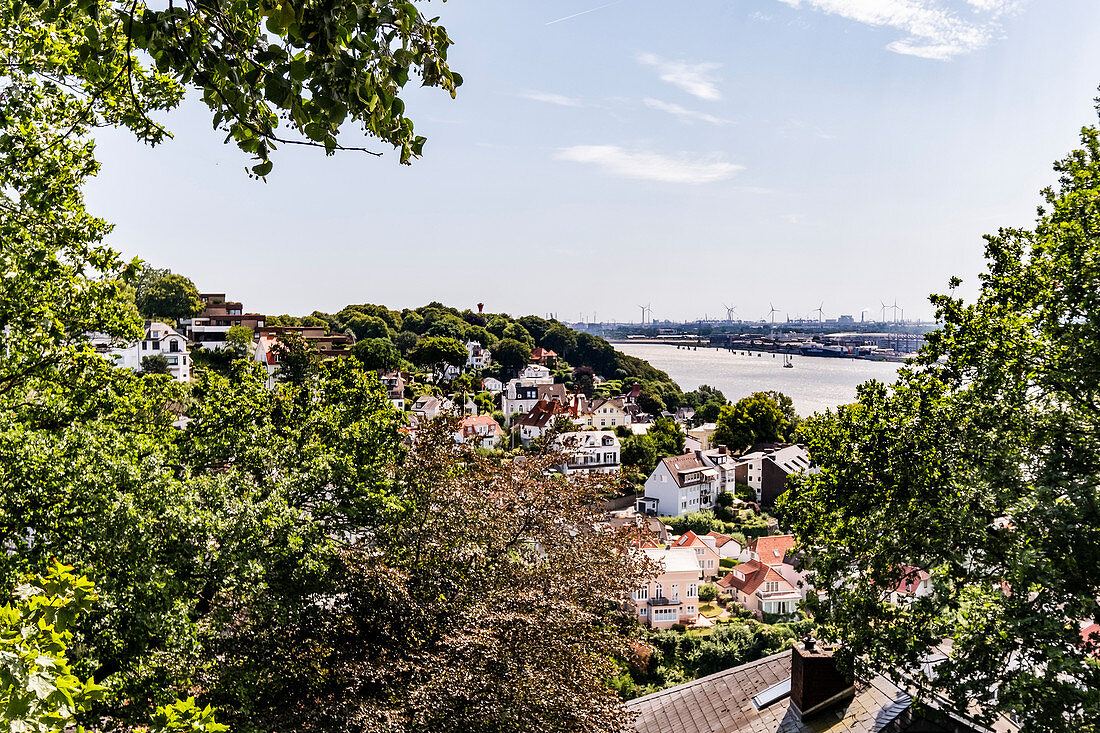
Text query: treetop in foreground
781 102 1100 732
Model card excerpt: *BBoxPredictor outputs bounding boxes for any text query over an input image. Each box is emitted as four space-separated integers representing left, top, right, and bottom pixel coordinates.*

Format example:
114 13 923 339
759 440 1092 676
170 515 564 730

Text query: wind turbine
880 301 888 324
891 299 900 325
638 304 649 325
723 303 737 322
768 303 779 325
814 302 824 323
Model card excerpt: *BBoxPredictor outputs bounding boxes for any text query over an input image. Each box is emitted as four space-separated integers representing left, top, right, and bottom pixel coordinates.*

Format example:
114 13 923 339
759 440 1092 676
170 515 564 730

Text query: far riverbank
612 341 903 416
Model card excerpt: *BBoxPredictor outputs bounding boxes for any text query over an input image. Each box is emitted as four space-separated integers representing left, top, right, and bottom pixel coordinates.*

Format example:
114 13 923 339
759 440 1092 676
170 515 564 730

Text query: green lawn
698 602 723 618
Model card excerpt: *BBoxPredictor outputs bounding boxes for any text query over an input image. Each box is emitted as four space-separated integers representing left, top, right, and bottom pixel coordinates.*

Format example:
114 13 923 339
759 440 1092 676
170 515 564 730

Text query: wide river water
612 342 903 417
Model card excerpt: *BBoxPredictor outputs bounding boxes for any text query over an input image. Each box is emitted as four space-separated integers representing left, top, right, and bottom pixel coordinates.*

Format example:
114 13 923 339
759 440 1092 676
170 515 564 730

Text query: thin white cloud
636 52 722 100
772 0 1024 60
520 90 583 107
643 98 729 125
556 145 742 184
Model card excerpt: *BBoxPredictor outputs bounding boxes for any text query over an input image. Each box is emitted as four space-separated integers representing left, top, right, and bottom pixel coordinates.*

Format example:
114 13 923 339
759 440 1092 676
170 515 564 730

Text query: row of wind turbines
720 300 908 325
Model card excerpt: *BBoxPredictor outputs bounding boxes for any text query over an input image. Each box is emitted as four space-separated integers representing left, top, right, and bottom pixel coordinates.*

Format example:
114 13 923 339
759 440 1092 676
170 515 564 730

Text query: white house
410 394 455 421
482 376 504 393
578 397 631 429
519 363 552 380
455 415 504 450
380 372 406 410
466 341 492 370
502 381 565 420
96 321 191 382
637 452 722 517
553 431 621 475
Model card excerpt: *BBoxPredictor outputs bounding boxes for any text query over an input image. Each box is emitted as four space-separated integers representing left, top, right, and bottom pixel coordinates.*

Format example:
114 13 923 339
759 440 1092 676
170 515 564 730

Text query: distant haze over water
613 342 903 417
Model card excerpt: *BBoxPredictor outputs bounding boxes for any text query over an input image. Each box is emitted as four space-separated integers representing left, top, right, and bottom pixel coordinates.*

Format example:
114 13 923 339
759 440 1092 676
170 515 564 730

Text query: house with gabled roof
706 531 743 559
454 414 503 450
744 534 797 566
717 558 801 619
579 396 631 429
552 430 620 475
670 530 721 580
530 347 558 366
637 452 721 517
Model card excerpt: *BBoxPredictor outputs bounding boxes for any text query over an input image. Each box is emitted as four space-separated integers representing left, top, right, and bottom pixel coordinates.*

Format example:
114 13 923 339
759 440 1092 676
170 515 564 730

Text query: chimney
789 638 855 720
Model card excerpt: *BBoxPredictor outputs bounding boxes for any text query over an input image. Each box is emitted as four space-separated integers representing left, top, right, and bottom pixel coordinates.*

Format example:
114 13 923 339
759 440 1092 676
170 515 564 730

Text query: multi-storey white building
94 321 191 382
637 452 721 517
553 431 621 475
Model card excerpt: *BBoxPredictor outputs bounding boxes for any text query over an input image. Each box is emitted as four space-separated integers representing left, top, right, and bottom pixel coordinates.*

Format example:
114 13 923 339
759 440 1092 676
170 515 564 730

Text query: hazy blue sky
86 0 1100 323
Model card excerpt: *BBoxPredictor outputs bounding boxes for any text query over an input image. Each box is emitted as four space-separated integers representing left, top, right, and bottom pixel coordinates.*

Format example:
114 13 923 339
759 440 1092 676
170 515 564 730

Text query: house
530 347 558 366
517 399 573 444
96 321 192 382
669 530 721 580
466 341 492 370
627 641 1016 733
637 452 721 517
578 396 631 429
502 380 566 419
686 422 717 451
631 547 703 629
410 394 455 421
553 431 621 475
743 534 797 566
675 407 696 424
379 371 407 410
253 326 354 386
180 293 266 350
699 446 738 495
717 558 801 619
888 566 932 606
732 443 812 505
607 514 669 544
482 376 504 393
519 363 553 380
706 531 743 559
455 415 503 450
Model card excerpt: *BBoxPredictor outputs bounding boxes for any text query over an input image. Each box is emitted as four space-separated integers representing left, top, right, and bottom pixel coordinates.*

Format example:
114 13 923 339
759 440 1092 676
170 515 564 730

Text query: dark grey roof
626 651 919 733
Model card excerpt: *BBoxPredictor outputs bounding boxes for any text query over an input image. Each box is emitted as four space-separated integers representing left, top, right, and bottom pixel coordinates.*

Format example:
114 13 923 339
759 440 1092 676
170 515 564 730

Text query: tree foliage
134 268 203 322
713 391 798 451
781 105 1100 730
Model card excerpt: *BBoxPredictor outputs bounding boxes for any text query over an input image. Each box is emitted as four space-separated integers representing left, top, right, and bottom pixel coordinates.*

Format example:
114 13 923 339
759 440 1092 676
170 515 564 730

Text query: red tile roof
671 530 704 548
716 559 792 595
706 531 737 548
750 534 796 565
893 566 930 594
1081 623 1100 657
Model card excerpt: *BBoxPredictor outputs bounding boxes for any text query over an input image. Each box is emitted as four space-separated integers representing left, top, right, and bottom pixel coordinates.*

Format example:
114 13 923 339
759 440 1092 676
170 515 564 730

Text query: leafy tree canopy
713 391 798 451
352 337 402 373
134 269 203 323
780 104 1100 731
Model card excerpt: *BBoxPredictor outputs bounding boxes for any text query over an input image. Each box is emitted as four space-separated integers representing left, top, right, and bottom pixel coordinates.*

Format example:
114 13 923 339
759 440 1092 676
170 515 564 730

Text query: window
639 607 647 616
707 560 714 569
655 584 663 599
694 548 704 555
688 584 697 598
142 342 148 350
764 581 779 593
660 474 666 483
151 341 160 350
169 340 179 352
167 356 178 365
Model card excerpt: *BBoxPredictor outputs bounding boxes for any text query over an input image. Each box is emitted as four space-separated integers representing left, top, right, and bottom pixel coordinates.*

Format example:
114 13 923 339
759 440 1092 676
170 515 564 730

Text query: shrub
698 583 719 603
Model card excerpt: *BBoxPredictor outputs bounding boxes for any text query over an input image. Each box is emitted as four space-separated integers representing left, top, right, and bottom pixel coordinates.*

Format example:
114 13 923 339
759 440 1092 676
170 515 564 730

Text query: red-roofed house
717 559 800 619
1081 623 1100 657
706 531 743 559
888 566 932 605
530 347 558 366
744 534 797 566
454 415 504 450
670 530 722 580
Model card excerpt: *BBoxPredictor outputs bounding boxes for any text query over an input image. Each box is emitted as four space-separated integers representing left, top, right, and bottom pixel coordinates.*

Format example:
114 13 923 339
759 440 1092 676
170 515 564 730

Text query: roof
716 559 794 595
659 453 712 487
707 531 737 549
537 383 568 401
627 651 916 733
752 535 797 565
519 399 570 428
765 445 812 474
642 547 702 576
671 530 716 553
894 566 930 594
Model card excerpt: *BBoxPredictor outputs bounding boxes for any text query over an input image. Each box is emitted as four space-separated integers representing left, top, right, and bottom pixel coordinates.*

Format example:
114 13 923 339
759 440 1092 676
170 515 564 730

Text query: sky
85 0 1100 324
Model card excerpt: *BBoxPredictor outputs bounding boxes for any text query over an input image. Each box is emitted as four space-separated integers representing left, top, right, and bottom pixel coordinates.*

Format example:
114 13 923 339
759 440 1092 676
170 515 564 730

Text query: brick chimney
789 638 855 719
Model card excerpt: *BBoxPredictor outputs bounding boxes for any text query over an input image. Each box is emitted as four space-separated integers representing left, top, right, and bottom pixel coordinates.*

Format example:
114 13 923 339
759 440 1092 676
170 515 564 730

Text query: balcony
648 597 683 607
755 589 800 601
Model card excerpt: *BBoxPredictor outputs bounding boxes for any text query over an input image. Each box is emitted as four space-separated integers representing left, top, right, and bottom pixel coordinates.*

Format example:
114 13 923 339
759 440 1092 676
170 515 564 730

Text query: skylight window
751 677 791 710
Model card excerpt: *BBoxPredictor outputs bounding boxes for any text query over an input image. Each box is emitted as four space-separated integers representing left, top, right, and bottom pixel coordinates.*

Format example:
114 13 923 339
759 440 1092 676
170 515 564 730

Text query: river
612 342 903 417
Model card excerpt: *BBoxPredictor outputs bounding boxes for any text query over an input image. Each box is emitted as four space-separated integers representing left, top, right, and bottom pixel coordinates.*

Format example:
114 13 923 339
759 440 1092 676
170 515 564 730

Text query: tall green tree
408 336 467 381
781 104 1100 731
353 337 402 373
271 332 321 384
492 338 532 373
713 391 798 450
134 269 204 323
